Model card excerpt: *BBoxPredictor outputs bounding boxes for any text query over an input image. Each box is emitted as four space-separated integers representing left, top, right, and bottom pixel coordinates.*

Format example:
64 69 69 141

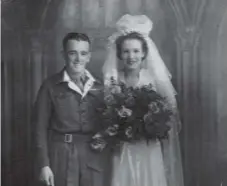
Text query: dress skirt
111 139 167 186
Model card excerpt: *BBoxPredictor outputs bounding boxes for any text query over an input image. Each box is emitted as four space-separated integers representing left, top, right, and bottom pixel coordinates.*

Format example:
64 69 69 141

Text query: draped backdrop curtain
1 0 227 186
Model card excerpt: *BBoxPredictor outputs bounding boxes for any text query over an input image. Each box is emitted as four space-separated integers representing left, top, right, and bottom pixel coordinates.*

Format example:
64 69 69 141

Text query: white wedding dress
110 69 168 186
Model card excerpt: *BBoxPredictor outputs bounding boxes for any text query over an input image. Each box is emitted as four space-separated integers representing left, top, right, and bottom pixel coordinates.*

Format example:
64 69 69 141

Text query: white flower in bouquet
90 137 107 151
117 105 132 118
125 126 133 138
92 133 103 139
105 124 119 136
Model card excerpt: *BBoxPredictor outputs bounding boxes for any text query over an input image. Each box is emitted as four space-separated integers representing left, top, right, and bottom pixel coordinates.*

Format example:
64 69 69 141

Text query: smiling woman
115 32 148 87
101 14 184 186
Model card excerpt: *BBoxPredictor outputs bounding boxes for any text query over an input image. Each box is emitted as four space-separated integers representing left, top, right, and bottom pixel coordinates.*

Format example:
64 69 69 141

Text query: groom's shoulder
38 69 64 89
88 71 103 88
93 77 104 89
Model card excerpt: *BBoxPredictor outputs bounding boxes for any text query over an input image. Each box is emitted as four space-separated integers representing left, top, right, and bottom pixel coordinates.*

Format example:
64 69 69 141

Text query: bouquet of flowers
90 82 173 152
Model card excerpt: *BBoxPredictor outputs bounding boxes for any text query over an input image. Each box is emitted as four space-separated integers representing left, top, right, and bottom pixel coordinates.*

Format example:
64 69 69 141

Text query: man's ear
87 52 91 63
142 51 145 60
61 50 66 60
61 50 65 57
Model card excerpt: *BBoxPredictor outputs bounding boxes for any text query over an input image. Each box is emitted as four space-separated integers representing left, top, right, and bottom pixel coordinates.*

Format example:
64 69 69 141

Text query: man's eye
68 52 76 55
81 52 88 56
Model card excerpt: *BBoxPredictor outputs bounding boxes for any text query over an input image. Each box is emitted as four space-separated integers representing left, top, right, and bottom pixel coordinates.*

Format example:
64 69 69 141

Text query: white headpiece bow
103 14 177 108
116 14 153 35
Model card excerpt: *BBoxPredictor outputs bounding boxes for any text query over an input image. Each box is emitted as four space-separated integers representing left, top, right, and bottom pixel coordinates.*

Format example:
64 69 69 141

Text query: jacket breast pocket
53 92 78 113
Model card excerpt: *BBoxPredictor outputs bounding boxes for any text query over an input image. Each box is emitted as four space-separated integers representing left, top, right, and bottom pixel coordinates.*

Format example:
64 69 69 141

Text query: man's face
64 39 91 74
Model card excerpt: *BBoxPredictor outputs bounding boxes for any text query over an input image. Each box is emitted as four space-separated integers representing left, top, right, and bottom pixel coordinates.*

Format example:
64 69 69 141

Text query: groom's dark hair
115 32 148 60
63 32 91 51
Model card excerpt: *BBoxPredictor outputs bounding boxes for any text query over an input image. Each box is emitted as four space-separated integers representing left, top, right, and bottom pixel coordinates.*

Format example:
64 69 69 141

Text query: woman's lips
127 61 137 65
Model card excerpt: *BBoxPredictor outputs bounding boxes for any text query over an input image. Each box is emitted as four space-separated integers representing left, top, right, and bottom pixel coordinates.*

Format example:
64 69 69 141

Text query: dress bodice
118 69 156 90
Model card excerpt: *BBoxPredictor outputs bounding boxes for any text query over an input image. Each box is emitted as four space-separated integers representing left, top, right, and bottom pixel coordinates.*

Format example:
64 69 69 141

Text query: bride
103 14 184 186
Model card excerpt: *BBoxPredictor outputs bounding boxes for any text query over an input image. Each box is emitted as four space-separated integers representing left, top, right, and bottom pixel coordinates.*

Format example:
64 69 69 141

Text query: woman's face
120 39 145 71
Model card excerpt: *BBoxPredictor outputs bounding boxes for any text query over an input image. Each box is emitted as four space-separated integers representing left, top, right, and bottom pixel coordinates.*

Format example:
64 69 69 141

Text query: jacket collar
54 68 96 84
54 68 97 98
63 69 95 83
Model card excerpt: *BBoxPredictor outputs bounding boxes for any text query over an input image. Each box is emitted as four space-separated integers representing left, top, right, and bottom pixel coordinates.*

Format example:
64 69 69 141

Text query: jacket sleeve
33 81 52 169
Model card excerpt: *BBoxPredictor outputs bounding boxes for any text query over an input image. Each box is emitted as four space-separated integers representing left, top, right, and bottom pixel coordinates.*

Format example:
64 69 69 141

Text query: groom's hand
40 166 55 186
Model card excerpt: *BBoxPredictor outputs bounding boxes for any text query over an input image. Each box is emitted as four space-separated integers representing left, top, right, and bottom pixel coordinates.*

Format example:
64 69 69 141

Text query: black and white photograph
1 0 227 186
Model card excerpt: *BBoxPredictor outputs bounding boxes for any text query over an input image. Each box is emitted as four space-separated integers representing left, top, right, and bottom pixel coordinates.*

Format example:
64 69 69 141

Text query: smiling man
33 33 111 186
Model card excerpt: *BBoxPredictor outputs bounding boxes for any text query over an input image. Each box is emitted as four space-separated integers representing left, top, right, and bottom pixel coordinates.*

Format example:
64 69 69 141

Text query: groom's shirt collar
62 69 96 98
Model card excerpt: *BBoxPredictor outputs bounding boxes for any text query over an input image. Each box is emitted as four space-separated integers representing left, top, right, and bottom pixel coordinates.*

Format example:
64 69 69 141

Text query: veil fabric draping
103 14 177 109
102 14 184 186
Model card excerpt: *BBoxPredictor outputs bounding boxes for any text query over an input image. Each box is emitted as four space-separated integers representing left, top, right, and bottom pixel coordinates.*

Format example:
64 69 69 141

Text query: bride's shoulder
139 69 154 84
118 70 125 82
140 69 150 76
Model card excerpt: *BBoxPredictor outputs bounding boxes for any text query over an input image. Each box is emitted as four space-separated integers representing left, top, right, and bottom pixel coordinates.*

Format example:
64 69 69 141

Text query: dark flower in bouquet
148 102 160 114
104 94 117 106
124 95 136 107
90 82 173 152
143 99 172 139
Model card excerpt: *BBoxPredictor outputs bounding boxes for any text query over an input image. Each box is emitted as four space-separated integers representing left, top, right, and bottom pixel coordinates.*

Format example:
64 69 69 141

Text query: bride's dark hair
115 32 148 60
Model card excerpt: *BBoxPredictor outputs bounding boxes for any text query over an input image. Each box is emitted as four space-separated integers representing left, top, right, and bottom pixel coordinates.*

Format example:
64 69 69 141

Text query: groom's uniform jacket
33 68 111 186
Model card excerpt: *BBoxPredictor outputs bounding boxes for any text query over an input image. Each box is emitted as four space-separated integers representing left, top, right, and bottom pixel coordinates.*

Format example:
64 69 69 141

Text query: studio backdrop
2 0 227 186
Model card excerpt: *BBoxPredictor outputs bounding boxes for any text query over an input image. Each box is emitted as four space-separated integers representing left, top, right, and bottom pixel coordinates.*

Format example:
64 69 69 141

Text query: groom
33 32 111 186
